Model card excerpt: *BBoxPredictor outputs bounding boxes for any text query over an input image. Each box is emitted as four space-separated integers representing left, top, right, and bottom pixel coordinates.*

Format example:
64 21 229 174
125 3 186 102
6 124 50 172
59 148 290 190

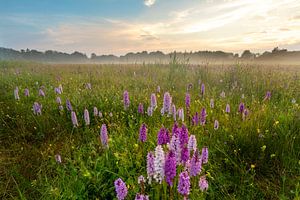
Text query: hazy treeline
1 47 300 64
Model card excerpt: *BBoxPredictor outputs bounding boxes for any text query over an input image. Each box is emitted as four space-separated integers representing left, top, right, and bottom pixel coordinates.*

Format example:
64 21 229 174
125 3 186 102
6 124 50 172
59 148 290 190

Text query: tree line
1 47 299 64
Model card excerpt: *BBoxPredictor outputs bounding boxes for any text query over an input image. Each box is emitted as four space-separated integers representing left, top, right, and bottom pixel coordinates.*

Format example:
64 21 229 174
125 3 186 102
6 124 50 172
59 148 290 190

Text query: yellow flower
251 164 255 169
270 154 276 158
206 171 213 179
257 128 260 133
83 170 91 178
275 121 279 125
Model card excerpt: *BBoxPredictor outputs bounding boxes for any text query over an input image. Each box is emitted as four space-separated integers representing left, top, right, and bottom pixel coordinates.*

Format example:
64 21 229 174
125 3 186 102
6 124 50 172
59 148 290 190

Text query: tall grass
0 61 299 199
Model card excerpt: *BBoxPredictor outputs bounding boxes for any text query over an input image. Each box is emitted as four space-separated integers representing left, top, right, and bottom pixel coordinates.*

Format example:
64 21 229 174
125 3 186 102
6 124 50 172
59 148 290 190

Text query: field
0 61 300 200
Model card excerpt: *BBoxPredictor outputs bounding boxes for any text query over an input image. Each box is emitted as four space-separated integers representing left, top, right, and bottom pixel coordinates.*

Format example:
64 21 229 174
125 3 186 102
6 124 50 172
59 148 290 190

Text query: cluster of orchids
114 122 209 200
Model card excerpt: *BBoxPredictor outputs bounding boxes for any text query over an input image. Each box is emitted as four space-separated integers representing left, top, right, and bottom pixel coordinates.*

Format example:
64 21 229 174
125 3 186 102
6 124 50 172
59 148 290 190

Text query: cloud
1 0 300 54
144 0 156 7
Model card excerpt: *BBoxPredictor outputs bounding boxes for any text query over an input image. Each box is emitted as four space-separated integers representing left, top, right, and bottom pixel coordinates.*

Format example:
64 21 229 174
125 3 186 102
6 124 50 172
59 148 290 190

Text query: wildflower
199 176 209 191
214 120 219 130
58 84 63 93
33 102 42 115
55 154 62 164
157 127 170 145
139 123 147 142
93 107 98 117
185 93 191 109
291 98 296 104
162 92 171 115
66 99 73 111
243 109 249 120
147 106 153 116
39 89 45 97
150 93 157 109
225 104 230 113
138 175 145 185
71 111 78 127
14 87 20 100
172 104 176 121
56 97 62 104
137 175 146 196
58 105 63 111
178 108 184 121
200 108 207 126
187 135 197 155
114 178 128 200
98 111 103 118
263 91 271 101
192 112 199 126
210 99 214 108
157 86 160 93
84 108 90 126
170 130 181 165
123 90 130 110
187 83 193 91
201 83 205 96
220 91 226 98
239 102 245 113
184 159 191 173
85 83 92 90
181 146 189 164
55 87 61 94
165 151 177 186
172 122 179 135
190 149 202 177
178 171 190 196
179 125 189 148
138 103 144 114
135 194 149 200
201 147 208 164
147 152 155 184
109 112 113 117
100 124 108 148
24 88 29 97
154 145 165 184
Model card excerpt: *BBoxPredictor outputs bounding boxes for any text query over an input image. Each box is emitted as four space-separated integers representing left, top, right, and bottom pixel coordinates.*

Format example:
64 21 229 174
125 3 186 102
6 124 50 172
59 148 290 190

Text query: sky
0 0 300 55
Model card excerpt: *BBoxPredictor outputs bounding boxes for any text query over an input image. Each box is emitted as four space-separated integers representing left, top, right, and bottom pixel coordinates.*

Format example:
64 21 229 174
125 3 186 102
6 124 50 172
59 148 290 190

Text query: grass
0 61 299 199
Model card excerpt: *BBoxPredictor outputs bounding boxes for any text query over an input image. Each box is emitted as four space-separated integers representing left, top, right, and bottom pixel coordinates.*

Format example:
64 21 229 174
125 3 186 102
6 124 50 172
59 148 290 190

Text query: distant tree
241 50 255 59
91 53 97 59
272 47 287 53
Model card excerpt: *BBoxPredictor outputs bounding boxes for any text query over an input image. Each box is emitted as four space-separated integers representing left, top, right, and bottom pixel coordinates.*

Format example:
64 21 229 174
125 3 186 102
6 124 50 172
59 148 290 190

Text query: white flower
154 145 165 184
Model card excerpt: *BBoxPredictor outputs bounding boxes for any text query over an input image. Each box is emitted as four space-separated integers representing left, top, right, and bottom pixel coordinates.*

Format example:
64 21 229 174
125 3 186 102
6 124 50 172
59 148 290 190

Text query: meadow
0 60 299 200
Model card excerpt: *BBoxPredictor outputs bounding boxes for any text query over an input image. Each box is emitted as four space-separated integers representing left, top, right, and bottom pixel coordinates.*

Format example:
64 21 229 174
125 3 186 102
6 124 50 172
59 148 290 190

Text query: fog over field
1 47 300 65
